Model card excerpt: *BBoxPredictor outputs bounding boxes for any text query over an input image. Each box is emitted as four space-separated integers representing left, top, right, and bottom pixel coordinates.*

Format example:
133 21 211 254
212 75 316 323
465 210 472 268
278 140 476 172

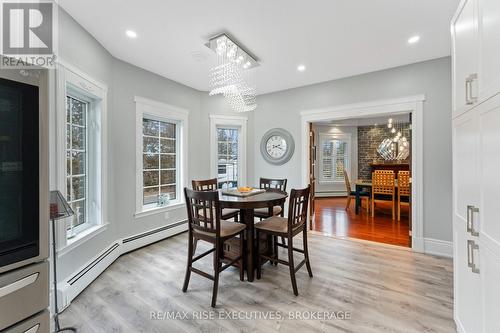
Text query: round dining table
218 189 288 282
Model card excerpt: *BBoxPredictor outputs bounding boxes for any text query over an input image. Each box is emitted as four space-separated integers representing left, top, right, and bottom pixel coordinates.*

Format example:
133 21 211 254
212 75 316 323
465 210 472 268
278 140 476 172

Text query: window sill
134 202 185 219
58 223 109 258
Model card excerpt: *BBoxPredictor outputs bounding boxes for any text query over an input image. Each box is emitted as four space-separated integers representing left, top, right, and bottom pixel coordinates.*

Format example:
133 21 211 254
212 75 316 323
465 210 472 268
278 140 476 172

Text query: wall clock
260 128 295 165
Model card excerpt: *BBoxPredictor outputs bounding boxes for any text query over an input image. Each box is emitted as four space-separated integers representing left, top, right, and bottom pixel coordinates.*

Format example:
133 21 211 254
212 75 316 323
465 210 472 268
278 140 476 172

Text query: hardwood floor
59 232 454 333
313 197 410 247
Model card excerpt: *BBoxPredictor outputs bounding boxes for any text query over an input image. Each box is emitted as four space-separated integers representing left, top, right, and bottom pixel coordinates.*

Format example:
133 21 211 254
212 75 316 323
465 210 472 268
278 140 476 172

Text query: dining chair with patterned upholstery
255 185 313 296
182 188 245 307
397 171 411 221
371 170 396 219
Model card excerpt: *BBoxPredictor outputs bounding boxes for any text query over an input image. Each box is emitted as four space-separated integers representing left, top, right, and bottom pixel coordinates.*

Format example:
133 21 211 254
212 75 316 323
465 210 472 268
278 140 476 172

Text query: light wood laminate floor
59 232 455 333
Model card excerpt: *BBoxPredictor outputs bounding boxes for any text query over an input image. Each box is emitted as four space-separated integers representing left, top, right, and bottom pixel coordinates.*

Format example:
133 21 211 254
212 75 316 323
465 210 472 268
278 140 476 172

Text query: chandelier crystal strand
207 34 258 112
377 117 410 161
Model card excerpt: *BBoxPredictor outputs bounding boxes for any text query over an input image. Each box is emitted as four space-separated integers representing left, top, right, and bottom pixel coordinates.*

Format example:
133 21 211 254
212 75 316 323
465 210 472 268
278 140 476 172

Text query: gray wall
54 9 204 280
251 57 452 242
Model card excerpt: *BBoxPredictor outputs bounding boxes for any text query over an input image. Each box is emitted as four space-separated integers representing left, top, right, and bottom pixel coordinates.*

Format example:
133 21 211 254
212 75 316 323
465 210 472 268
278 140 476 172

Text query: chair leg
239 233 244 281
287 236 298 296
345 195 352 210
192 238 198 256
392 196 396 220
303 228 313 278
256 230 262 280
182 232 194 292
365 197 369 214
371 196 375 218
273 235 278 266
211 242 221 308
397 196 401 221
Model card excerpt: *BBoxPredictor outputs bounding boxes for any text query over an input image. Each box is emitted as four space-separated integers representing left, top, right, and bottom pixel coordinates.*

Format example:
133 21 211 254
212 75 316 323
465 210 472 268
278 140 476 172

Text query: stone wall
358 123 411 180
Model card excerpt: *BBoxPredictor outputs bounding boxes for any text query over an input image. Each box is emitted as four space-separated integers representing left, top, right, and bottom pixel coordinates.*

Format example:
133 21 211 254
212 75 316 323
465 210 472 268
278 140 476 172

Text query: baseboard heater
58 220 188 309
122 220 187 244
67 242 120 286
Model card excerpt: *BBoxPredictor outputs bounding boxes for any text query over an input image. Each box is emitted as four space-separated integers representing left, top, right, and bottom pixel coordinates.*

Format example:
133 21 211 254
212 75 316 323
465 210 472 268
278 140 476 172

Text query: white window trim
55 62 108 251
318 132 351 184
134 96 189 217
209 114 247 186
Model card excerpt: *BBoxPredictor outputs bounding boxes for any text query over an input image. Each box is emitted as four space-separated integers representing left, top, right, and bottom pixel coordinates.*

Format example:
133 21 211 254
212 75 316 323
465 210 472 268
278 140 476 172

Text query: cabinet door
452 0 479 117
453 111 479 226
478 0 500 100
478 99 500 247
480 246 500 333
453 110 482 333
453 227 483 333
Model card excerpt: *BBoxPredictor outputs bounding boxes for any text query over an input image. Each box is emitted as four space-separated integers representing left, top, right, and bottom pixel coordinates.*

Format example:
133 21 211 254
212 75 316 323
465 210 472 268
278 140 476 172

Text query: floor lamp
49 190 77 333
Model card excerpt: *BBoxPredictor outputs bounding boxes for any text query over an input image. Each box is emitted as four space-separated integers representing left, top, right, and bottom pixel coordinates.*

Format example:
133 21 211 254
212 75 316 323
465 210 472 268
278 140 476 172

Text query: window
142 117 178 206
66 96 88 230
217 127 239 189
209 115 247 189
319 134 350 183
135 96 189 215
56 64 108 248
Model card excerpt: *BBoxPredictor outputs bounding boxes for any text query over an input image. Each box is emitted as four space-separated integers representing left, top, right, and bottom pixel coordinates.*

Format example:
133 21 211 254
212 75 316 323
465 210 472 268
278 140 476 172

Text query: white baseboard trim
423 237 453 258
455 314 465 333
57 220 187 310
315 192 347 198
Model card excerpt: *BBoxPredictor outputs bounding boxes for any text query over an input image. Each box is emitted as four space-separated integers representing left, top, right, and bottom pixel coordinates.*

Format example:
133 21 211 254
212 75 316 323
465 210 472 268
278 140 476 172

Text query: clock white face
266 135 287 159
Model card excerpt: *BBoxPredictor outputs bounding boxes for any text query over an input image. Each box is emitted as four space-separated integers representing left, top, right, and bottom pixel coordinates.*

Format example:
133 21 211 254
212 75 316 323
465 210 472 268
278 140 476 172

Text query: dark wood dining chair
254 178 287 219
182 188 245 307
255 185 313 296
192 178 239 221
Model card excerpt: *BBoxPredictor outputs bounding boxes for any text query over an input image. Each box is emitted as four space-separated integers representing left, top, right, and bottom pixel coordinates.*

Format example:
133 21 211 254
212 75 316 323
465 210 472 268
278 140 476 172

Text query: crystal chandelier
377 118 410 161
206 34 258 112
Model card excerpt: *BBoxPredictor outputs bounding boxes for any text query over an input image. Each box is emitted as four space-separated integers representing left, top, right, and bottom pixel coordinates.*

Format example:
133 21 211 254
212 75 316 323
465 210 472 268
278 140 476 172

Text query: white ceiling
58 0 458 95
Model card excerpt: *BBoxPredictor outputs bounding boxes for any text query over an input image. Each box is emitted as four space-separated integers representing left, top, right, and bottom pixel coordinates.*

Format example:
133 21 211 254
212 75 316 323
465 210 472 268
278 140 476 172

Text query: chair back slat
260 178 287 192
343 170 352 194
372 170 395 195
287 185 310 231
398 171 411 196
192 178 218 191
184 188 220 235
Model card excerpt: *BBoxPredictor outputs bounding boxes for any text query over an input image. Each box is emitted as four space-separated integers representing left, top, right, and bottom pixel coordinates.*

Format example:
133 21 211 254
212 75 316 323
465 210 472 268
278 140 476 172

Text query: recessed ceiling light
407 35 420 44
126 30 137 39
297 65 306 72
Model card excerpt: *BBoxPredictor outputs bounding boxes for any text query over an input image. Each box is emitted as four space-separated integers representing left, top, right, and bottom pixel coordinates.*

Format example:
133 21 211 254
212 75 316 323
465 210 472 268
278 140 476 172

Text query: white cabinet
452 110 483 333
452 0 500 117
452 0 500 326
478 0 500 100
452 95 500 333
452 0 479 117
